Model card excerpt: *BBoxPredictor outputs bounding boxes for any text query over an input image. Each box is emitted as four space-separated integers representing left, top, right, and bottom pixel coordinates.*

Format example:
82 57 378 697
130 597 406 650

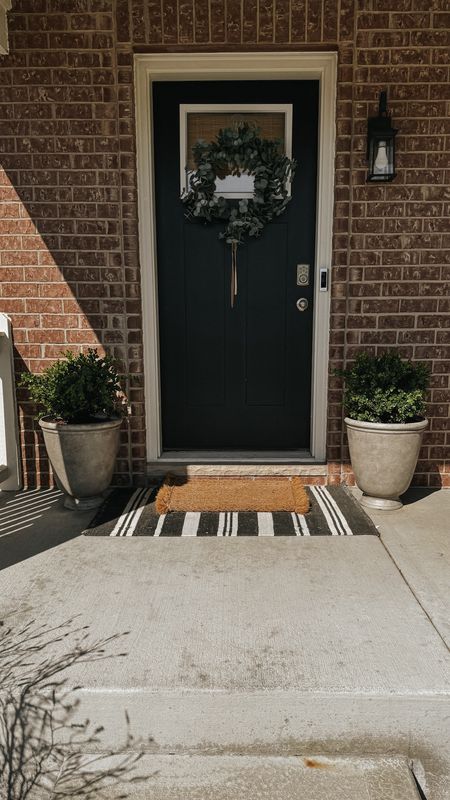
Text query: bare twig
0 617 148 799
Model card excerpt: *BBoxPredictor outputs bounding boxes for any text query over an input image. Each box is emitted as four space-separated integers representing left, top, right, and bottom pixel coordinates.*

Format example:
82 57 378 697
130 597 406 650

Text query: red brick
398 330 436 344
339 0 354 40
224 0 241 41
416 300 449 321
0 299 26 313
390 48 431 65
378 315 416 329
392 13 430 29
306 0 322 41
291 0 306 41
9 313 41 328
41 314 80 329
27 329 66 344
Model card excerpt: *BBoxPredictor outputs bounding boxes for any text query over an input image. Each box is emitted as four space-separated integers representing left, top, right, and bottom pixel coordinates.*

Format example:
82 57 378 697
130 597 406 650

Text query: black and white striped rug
83 485 378 537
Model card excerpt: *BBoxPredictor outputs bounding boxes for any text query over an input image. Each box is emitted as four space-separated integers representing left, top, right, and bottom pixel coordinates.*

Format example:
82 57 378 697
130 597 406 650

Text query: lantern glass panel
368 134 395 182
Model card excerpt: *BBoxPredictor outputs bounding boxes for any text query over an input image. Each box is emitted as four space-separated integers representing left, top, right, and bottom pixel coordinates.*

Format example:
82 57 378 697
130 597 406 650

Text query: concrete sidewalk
0 487 449 799
365 488 450 649
72 754 423 799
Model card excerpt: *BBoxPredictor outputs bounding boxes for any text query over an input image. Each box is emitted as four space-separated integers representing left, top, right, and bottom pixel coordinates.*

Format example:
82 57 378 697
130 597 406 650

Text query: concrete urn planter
39 416 122 511
345 417 428 511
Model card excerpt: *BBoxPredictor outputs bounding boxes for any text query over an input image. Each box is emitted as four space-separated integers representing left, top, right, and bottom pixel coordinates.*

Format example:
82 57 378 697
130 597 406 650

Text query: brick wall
331 2 449 488
0 0 448 488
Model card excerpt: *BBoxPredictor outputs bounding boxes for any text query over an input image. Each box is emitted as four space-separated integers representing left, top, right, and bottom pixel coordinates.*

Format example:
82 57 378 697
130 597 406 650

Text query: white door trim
134 51 337 463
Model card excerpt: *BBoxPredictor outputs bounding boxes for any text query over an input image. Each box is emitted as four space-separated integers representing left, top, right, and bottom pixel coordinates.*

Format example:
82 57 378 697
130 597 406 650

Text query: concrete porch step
2 529 449 796
74 754 422 799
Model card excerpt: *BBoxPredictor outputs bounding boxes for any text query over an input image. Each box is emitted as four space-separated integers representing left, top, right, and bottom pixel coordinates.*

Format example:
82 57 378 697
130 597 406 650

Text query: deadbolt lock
296 298 309 312
296 264 310 286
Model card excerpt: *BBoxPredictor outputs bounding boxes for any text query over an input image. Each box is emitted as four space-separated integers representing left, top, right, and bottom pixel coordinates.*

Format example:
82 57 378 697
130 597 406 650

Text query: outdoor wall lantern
367 91 398 182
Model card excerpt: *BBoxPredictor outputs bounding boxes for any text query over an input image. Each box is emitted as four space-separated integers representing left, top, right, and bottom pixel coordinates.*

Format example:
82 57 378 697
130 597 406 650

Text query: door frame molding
134 51 337 463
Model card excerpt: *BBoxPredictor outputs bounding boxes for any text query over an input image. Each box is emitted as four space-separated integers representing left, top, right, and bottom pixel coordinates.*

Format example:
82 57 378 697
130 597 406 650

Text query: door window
180 104 293 198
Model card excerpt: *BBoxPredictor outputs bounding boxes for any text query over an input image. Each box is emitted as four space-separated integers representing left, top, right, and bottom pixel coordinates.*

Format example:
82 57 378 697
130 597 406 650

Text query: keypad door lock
296 264 310 286
296 297 309 312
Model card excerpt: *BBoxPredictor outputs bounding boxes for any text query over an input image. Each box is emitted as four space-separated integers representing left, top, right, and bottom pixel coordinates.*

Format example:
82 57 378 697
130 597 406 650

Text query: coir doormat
155 476 310 515
83 484 378 537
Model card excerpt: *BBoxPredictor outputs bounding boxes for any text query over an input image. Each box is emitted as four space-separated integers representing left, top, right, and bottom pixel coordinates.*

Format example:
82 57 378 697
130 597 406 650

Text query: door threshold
158 450 317 463
146 451 328 478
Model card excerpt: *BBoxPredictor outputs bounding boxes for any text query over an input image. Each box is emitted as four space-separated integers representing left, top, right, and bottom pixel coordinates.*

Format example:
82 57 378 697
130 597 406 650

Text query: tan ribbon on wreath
231 240 238 308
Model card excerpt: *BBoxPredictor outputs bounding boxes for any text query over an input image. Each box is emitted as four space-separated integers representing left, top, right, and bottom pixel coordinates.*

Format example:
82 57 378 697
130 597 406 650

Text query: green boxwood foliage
20 349 124 424
337 351 429 424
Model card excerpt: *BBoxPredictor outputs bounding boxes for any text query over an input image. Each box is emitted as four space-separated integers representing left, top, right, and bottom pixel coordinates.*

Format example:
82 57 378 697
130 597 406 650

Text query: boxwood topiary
337 350 429 424
20 348 125 424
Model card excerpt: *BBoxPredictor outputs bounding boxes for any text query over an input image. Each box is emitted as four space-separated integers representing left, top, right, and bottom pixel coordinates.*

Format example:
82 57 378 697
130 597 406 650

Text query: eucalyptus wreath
181 122 296 246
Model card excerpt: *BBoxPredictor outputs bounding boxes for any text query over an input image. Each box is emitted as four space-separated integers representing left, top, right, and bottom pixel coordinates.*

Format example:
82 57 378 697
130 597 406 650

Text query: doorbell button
319 268 328 291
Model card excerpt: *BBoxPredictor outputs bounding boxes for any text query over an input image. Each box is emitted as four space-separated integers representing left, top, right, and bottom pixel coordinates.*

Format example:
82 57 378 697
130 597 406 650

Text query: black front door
153 80 318 451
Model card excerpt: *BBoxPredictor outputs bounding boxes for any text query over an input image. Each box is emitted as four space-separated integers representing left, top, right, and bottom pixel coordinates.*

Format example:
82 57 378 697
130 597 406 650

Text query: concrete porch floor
0 487 449 799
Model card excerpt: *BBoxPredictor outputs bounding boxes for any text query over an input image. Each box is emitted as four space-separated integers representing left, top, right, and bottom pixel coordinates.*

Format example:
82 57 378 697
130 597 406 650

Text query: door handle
296 298 309 312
